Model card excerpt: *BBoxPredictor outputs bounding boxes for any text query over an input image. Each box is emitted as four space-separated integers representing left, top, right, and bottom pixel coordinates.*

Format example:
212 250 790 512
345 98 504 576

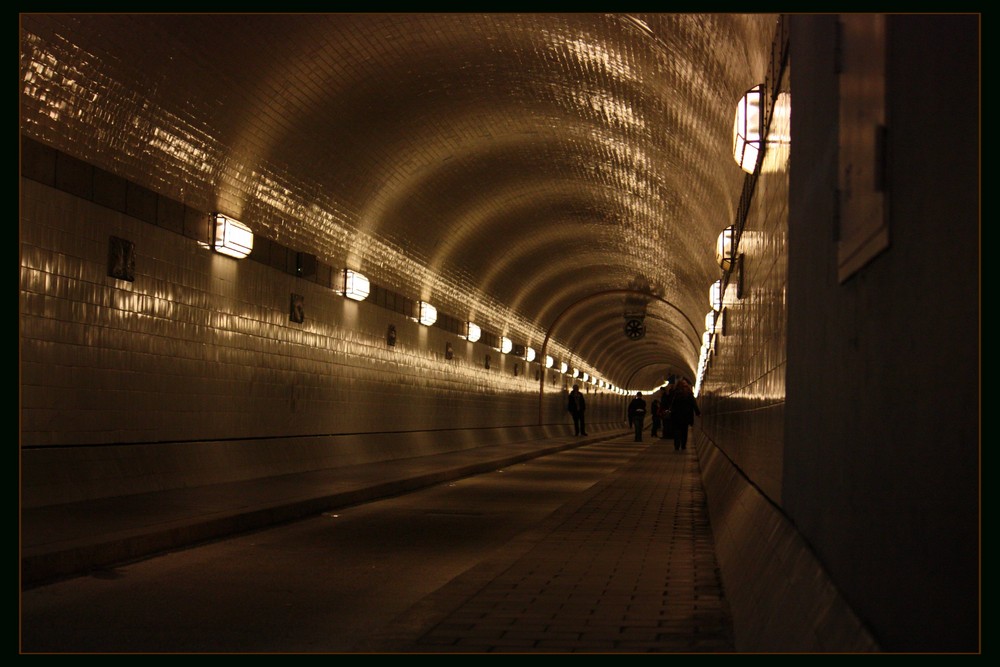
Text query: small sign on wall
289 293 305 323
386 324 397 346
108 236 135 282
445 342 454 359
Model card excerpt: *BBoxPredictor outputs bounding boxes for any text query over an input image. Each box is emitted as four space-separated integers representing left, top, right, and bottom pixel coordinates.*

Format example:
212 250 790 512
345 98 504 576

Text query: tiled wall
689 21 881 651
20 152 624 454
696 76 789 504
695 15 979 652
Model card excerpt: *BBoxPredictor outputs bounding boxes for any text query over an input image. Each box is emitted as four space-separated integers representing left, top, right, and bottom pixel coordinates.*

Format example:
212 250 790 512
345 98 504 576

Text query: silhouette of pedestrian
669 378 700 451
650 397 661 438
628 392 647 442
567 384 587 436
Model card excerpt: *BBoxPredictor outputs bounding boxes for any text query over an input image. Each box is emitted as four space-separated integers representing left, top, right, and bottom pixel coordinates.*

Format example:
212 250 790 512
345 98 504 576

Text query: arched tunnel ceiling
19 12 778 389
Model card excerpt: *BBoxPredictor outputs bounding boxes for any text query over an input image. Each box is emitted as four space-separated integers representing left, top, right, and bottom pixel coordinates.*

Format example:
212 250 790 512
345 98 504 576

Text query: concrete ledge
21 423 612 508
694 433 880 652
21 427 626 588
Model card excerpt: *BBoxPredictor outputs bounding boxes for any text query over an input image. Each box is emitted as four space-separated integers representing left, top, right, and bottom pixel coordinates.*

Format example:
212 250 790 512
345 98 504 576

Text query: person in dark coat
650 397 661 438
567 384 587 436
627 392 647 442
669 379 700 451
657 387 673 440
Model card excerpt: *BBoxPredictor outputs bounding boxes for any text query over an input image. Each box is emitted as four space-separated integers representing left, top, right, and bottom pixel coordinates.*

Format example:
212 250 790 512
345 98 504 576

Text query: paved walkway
22 429 734 654
358 437 733 653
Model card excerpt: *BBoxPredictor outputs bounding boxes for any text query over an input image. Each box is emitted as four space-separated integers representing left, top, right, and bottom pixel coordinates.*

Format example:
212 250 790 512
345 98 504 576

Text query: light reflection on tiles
698 71 790 504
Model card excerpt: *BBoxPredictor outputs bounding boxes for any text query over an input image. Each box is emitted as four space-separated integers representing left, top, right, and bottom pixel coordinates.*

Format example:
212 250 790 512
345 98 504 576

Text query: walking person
567 384 587 436
668 378 700 451
650 397 661 438
658 387 673 441
628 392 647 442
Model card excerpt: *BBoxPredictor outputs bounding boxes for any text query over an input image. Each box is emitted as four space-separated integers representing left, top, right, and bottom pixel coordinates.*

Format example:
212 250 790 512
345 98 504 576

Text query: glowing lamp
464 322 481 342
500 336 513 354
341 269 370 301
733 85 763 173
710 280 723 311
717 226 735 271
213 214 253 259
705 310 717 333
418 301 437 326
544 355 554 368
525 346 536 362
560 361 568 374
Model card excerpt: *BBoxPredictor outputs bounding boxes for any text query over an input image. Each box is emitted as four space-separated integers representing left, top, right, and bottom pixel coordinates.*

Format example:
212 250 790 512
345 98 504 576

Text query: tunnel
18 13 980 654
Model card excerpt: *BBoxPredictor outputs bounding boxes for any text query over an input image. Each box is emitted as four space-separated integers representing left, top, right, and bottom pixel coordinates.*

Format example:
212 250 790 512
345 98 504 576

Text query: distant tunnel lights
341 269 370 301
212 214 253 259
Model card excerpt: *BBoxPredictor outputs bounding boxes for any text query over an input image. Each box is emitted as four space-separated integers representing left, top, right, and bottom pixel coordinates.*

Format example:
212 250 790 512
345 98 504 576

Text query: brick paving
364 438 733 653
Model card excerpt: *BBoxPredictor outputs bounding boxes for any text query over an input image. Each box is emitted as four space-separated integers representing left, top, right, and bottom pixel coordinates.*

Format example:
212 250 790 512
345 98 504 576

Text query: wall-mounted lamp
710 280 724 311
340 269 370 301
464 321 482 342
733 84 791 174
418 301 437 326
733 85 763 173
572 368 580 378
525 346 536 362
500 336 513 354
582 372 590 382
212 214 253 259
544 355 554 369
717 226 735 271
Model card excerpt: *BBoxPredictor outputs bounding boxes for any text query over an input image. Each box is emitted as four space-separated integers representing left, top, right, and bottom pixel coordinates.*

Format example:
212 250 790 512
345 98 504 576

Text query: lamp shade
733 84 763 173
464 321 482 342
717 226 735 271
342 269 370 301
418 302 437 326
465 322 483 343
710 280 723 311
213 214 253 259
